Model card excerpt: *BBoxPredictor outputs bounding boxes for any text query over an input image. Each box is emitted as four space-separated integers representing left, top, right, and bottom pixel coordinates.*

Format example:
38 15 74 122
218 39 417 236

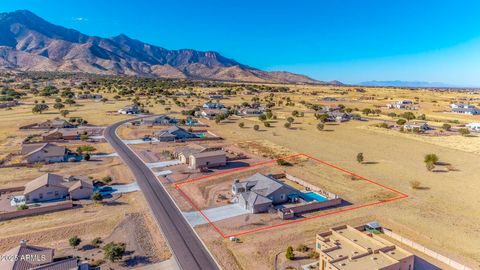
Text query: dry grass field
2 80 480 269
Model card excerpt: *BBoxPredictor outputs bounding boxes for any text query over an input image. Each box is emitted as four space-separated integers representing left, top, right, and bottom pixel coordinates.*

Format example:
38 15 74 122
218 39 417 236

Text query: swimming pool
301 192 328 202
195 133 206 138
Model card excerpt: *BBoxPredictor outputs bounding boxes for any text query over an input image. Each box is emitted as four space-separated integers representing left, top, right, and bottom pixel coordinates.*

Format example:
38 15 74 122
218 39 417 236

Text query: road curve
104 118 220 270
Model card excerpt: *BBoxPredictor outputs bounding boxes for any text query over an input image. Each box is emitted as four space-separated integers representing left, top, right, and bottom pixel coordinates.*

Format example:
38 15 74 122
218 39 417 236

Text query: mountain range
0 10 336 84
359 80 454 88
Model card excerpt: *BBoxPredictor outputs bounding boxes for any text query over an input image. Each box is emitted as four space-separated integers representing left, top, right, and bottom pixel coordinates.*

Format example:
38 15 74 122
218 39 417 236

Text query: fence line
383 228 472 270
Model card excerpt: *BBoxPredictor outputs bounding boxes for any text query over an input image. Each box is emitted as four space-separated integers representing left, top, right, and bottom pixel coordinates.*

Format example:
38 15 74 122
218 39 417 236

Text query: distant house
451 103 480 115
232 173 300 213
207 94 223 99
41 128 83 141
320 97 338 102
174 144 210 163
0 240 85 270
76 93 103 100
387 100 415 109
118 105 139 114
202 102 225 109
199 109 227 120
143 115 178 125
0 100 18 108
238 103 265 116
327 111 351 122
21 143 67 164
466 123 480 132
37 118 74 129
404 121 430 132
23 173 93 203
156 126 197 142
189 150 227 170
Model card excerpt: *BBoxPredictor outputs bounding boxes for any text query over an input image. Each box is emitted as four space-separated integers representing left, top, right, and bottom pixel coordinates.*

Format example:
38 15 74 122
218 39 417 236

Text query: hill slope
0 10 329 84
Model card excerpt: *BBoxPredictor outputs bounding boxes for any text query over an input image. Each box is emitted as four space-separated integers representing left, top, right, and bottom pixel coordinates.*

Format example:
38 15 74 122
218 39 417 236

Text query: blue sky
1 0 480 86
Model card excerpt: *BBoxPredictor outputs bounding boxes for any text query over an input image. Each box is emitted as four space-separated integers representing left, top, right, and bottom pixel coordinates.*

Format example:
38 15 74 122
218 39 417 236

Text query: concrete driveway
183 203 249 227
146 160 181 169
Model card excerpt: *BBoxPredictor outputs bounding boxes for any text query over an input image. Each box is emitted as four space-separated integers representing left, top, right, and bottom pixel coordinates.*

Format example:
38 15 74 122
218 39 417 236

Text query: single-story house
387 100 415 109
37 118 74 129
42 128 82 141
143 115 178 125
76 93 103 100
320 97 338 102
207 94 223 99
327 111 351 122
21 143 67 164
174 144 209 163
451 103 480 115
24 173 70 203
189 150 227 170
232 173 300 213
118 105 139 114
466 123 480 132
23 173 93 203
199 109 227 119
202 102 225 109
156 126 197 142
0 240 85 270
404 121 430 132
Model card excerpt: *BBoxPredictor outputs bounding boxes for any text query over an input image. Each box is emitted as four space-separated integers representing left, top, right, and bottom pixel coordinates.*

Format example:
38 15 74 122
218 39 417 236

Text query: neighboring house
68 180 94 200
199 109 227 120
466 123 480 132
156 126 197 142
327 111 351 122
0 100 19 108
316 225 414 270
0 240 86 270
76 93 103 100
37 118 74 129
387 100 415 109
403 121 430 132
202 102 224 109
23 173 69 203
118 105 139 114
23 173 93 203
21 143 67 164
41 128 82 141
320 97 338 102
238 103 265 116
232 173 300 213
143 115 178 125
189 150 227 170
207 94 223 99
174 144 210 163
451 103 480 115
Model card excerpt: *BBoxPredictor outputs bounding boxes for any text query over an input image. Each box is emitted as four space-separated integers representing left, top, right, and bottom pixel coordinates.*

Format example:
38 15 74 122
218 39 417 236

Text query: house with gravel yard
403 121 430 132
316 225 414 270
156 126 198 142
450 103 480 115
23 173 93 203
0 240 87 270
232 173 300 213
21 143 68 163
142 115 178 126
41 128 83 141
188 150 227 170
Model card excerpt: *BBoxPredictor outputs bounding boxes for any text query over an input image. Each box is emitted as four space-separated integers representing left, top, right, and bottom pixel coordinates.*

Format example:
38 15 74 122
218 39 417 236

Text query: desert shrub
286 246 295 260
409 180 421 189
296 244 309 252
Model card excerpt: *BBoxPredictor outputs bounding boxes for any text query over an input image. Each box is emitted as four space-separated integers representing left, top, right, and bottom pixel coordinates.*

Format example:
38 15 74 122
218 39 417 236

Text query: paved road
105 118 220 270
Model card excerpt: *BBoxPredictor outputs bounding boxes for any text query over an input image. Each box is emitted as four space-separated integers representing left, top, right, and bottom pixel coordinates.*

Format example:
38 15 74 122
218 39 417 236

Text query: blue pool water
195 133 206 138
301 192 328 202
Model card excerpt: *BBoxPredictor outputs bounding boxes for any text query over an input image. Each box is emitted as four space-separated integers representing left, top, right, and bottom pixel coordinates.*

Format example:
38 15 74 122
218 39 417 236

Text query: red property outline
174 153 408 238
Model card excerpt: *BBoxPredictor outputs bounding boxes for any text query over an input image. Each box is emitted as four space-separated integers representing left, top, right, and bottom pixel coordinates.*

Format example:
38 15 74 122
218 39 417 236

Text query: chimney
20 240 28 246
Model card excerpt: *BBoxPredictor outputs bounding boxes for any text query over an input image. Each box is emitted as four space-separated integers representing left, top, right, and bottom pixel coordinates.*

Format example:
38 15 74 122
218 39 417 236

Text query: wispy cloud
72 17 88 22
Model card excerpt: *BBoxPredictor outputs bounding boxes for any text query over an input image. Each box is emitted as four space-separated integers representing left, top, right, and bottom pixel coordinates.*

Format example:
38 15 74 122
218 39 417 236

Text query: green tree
53 102 65 110
356 153 364 164
258 114 267 121
317 123 324 131
103 242 126 262
69 236 81 249
458 128 470 136
92 191 103 202
442 123 451 131
253 124 260 131
60 110 70 118
102 176 113 184
424 154 439 171
238 122 245 128
266 111 273 119
396 119 407 125
264 121 270 128
287 117 294 123
284 122 291 129
76 145 96 154
286 246 295 260
32 104 49 114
